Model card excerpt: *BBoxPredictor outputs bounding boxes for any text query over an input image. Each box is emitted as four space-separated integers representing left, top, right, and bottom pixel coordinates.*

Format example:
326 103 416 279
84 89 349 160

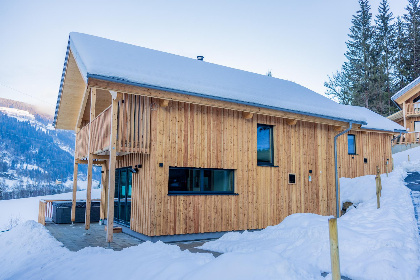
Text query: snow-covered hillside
0 148 419 279
0 99 100 200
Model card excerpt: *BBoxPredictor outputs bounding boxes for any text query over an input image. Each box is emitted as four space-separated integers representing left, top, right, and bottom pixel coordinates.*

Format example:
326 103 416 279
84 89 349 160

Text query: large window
348 134 356 155
168 167 234 194
257 124 274 165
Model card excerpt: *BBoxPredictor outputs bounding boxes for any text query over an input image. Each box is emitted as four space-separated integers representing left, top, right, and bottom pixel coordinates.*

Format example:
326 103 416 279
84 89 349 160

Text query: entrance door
114 168 132 225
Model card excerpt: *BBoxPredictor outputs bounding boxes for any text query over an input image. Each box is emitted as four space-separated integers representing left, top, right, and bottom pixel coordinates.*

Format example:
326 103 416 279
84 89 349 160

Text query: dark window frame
348 134 356 155
257 124 274 166
168 167 236 195
288 173 296 184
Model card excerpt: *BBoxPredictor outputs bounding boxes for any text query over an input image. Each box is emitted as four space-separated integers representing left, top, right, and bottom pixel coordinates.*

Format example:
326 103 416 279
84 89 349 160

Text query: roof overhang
53 38 87 130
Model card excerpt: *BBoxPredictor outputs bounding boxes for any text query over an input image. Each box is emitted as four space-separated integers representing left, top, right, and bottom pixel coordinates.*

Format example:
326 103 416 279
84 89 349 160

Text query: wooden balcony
75 93 151 159
406 102 420 118
392 131 420 145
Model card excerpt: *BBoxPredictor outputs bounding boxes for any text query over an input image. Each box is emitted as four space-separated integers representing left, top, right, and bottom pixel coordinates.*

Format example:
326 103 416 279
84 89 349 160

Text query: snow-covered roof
342 105 405 132
54 32 370 126
391 75 420 102
55 33 404 133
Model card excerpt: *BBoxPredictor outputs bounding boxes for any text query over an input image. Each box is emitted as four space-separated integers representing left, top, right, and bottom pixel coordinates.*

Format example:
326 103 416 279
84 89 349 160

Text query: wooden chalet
388 77 420 145
52 33 404 242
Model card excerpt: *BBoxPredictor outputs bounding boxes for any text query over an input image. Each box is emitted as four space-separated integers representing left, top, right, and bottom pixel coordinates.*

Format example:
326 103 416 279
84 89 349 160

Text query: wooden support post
85 156 93 229
85 88 96 230
376 166 380 209
100 163 109 220
329 218 341 280
107 91 122 243
386 160 388 177
71 162 78 222
403 102 407 129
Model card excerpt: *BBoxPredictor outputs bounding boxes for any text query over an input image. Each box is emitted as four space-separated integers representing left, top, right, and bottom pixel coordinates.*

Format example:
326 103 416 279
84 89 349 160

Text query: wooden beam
71 162 78 222
85 88 96 230
242 112 253 119
75 159 107 165
159 99 169 107
106 92 120 243
89 78 351 127
333 126 343 132
92 155 123 160
403 102 407 129
286 119 298 126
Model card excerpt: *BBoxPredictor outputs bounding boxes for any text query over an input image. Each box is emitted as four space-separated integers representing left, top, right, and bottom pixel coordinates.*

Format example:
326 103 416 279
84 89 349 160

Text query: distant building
389 77 420 144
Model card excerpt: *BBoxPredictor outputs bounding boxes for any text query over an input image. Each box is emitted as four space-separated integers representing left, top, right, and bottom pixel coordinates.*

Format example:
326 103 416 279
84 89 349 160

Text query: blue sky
0 0 407 115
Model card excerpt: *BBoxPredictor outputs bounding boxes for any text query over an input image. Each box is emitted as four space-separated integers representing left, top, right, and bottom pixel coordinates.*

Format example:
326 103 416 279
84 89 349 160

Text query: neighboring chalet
389 76 420 145
52 33 404 242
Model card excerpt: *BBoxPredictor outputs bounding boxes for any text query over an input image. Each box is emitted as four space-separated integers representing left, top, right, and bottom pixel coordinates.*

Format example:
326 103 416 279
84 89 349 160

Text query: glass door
114 167 132 225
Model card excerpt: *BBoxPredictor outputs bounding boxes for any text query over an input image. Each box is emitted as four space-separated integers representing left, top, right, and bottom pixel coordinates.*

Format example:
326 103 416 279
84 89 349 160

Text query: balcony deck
75 94 151 160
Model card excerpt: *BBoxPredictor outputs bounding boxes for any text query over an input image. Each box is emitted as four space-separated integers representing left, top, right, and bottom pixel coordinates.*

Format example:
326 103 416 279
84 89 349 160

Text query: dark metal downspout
334 122 353 218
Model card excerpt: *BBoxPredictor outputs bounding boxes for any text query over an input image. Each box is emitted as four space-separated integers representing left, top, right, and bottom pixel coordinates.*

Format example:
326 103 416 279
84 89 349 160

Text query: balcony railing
75 93 151 159
392 131 420 145
406 102 420 117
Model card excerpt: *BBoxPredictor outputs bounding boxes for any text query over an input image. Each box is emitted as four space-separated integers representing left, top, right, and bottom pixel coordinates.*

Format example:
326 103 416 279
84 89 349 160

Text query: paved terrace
45 223 222 257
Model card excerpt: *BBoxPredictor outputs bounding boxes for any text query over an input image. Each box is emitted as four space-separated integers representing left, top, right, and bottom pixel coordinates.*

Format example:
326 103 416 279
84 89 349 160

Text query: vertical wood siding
111 98 392 237
119 99 338 236
337 131 393 178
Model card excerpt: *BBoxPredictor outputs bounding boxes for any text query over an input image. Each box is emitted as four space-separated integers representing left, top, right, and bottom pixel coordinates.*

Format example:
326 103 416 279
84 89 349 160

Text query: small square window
257 124 274 166
289 173 296 184
364 158 368 164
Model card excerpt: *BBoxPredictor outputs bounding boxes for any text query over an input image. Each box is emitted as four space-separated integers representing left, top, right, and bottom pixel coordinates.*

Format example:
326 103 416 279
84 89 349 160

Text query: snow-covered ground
1 148 420 279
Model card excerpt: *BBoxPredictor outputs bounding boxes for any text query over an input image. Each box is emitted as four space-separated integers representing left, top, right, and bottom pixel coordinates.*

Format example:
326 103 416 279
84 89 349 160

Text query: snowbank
0 189 101 231
201 166 420 280
0 221 213 280
393 145 420 169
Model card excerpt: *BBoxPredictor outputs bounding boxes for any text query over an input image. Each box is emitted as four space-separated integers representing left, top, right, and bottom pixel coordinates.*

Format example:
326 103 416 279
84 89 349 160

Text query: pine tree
404 0 420 81
324 70 353 105
394 16 411 91
347 0 375 108
325 0 376 110
374 0 397 115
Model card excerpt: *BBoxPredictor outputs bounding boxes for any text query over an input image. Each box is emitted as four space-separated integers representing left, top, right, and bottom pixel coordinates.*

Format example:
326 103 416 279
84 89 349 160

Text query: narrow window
257 124 274 166
348 134 356 155
168 167 234 194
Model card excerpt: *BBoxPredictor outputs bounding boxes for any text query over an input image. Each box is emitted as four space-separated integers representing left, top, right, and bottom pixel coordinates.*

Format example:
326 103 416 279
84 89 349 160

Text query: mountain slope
0 99 100 199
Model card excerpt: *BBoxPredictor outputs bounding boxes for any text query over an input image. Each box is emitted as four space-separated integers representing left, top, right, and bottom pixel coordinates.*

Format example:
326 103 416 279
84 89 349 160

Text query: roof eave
53 37 71 128
87 73 367 126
